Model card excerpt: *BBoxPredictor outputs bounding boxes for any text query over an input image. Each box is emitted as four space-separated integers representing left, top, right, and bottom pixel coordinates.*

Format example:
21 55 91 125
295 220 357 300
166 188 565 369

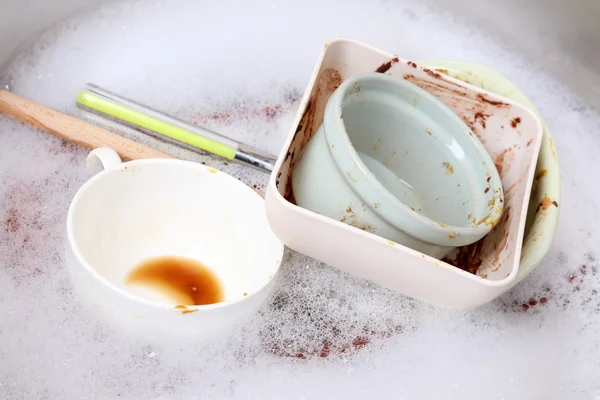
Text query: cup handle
86 147 123 170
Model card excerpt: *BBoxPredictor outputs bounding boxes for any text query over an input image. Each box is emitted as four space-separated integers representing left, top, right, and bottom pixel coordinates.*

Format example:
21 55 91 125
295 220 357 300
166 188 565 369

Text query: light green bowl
418 60 561 288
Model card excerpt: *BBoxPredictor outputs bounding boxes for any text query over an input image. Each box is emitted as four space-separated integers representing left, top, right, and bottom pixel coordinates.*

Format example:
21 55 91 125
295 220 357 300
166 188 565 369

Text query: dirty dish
292 72 503 259
265 37 544 308
66 148 284 340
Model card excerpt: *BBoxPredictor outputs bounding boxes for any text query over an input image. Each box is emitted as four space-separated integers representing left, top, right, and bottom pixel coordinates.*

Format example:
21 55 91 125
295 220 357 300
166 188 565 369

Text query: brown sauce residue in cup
125 256 225 306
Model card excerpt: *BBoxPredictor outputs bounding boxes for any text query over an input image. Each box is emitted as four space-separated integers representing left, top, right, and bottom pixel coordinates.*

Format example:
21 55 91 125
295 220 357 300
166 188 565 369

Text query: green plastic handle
77 91 237 160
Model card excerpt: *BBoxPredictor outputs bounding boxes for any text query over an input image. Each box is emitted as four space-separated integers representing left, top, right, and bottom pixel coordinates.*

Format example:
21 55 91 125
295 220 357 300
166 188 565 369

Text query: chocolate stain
489 207 512 269
535 169 548 180
536 196 559 213
476 93 509 107
494 148 515 178
443 240 486 275
375 56 399 73
442 161 454 175
424 68 442 79
282 68 342 203
474 111 491 128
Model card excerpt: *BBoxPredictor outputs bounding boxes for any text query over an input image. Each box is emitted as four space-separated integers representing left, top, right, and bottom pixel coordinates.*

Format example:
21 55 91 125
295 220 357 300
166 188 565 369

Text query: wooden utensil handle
0 89 173 161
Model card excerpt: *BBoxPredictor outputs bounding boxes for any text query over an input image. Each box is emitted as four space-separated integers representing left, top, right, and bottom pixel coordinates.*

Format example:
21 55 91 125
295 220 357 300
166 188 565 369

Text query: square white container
265 37 543 308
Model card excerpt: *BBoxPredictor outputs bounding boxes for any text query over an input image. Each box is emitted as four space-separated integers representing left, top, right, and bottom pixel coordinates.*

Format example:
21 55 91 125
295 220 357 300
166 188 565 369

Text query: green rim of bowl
417 60 561 288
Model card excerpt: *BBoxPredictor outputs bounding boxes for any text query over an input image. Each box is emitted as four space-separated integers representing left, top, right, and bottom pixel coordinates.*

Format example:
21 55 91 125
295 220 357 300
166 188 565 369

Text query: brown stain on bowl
374 56 399 73
476 93 510 107
404 76 469 99
296 68 343 152
340 203 374 232
494 148 515 178
175 305 199 315
476 214 492 226
474 111 491 128
443 201 512 275
510 117 522 128
535 169 548 180
424 68 443 79
126 256 225 306
281 68 342 203
489 207 512 269
443 240 486 275
402 70 514 155
536 196 559 213
442 161 454 175
352 221 374 232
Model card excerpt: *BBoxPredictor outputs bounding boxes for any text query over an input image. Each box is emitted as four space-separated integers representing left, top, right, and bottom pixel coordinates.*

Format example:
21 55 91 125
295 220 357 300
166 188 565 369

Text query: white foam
1 0 600 398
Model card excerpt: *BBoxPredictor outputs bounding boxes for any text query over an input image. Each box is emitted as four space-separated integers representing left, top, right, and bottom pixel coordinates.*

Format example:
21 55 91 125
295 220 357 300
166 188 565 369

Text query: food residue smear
125 255 225 305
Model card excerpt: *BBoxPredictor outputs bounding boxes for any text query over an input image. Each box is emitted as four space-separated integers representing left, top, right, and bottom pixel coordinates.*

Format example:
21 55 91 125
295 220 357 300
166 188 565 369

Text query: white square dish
264 37 543 308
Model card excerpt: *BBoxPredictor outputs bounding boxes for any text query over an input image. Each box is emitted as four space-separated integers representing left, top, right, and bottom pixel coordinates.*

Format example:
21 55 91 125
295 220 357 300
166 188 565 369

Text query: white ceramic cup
65 148 284 341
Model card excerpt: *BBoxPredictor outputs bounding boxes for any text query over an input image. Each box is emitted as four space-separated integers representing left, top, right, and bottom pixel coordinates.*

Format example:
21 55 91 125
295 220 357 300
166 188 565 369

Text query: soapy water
0 0 599 398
